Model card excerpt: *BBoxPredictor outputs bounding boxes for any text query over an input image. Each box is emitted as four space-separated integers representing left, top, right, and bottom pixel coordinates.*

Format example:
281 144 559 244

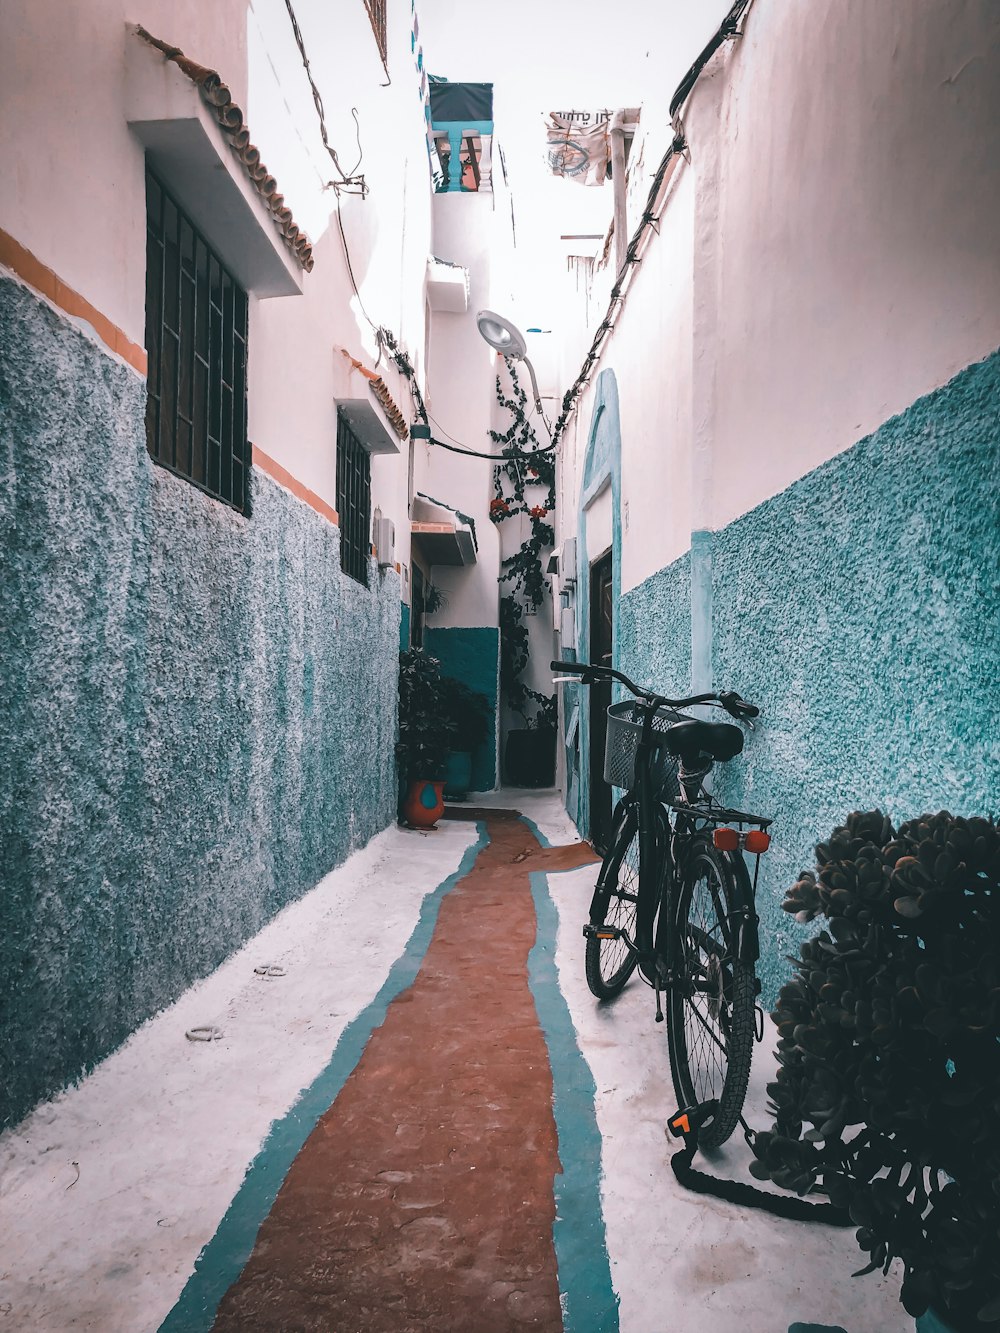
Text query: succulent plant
752 811 1000 1331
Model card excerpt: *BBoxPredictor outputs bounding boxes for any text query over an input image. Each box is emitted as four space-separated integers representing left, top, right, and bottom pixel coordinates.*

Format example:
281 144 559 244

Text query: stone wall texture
618 349 1000 1001
0 278 400 1129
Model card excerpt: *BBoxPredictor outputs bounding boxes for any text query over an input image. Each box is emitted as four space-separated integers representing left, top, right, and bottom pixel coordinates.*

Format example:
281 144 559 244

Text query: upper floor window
363 0 387 66
144 167 250 514
336 410 371 586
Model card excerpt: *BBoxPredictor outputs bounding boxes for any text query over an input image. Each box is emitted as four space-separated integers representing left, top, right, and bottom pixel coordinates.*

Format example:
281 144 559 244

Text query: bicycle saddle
664 718 744 764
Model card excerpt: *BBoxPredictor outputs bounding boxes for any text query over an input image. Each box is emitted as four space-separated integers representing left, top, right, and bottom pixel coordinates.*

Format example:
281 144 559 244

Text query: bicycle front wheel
585 811 640 1000
667 838 755 1149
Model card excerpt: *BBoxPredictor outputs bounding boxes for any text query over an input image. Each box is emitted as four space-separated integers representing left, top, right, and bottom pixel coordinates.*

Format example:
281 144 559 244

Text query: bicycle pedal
667 1099 719 1139
583 923 622 941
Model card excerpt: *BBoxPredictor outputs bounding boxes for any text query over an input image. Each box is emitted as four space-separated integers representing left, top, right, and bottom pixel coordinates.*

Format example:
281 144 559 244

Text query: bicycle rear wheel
585 810 641 1000
667 837 755 1149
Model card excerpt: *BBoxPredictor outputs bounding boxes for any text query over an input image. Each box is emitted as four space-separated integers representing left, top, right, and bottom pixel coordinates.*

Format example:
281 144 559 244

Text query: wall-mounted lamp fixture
476 309 543 416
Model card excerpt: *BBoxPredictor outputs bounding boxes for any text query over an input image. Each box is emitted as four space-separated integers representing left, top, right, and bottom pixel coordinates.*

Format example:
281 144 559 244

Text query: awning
426 256 470 313
411 493 477 566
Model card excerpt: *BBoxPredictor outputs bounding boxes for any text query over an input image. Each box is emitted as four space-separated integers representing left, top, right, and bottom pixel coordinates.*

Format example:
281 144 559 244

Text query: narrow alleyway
0 794 911 1333
209 812 596 1331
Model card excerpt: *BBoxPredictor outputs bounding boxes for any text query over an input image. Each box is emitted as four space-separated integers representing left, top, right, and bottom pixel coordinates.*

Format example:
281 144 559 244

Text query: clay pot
402 779 446 829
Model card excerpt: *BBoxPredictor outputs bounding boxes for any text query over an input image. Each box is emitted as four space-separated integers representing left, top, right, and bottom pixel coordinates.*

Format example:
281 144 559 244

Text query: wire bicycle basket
604 700 686 800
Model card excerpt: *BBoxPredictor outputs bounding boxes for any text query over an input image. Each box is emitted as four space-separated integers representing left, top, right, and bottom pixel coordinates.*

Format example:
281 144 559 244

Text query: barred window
336 410 371 586
363 0 387 65
144 167 250 514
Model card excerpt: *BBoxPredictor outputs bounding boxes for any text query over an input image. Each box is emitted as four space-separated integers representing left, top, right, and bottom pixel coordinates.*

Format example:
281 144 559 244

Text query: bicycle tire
585 810 641 1000
667 837 755 1149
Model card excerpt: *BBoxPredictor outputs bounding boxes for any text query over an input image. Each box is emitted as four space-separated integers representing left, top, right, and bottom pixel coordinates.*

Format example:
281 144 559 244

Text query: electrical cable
425 435 554 462
281 0 367 195
335 201 380 334
551 0 757 447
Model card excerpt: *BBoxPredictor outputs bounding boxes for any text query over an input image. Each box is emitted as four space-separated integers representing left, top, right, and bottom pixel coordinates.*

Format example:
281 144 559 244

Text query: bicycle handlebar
550 659 760 721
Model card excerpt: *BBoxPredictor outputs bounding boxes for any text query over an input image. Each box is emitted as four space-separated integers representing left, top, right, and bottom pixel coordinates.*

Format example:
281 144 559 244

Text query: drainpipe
689 69 725 699
609 110 629 279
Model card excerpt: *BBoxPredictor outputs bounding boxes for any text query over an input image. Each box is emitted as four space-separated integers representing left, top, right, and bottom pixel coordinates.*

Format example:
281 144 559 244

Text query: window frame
336 410 372 587
144 165 251 515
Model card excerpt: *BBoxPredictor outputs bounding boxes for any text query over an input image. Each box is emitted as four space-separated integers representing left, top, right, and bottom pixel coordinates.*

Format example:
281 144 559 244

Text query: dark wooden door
589 550 614 853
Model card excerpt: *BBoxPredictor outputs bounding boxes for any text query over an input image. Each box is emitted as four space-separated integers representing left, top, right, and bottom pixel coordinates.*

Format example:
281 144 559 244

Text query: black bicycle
552 659 772 1149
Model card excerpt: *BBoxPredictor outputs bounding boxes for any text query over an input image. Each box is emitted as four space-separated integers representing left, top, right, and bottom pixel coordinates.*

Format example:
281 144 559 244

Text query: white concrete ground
0 822 478 1332
545 859 908 1333
0 794 911 1332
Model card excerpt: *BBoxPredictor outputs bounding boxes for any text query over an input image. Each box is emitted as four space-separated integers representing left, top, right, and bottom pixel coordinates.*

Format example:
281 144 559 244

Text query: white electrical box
374 516 395 569
561 537 577 587
560 606 576 645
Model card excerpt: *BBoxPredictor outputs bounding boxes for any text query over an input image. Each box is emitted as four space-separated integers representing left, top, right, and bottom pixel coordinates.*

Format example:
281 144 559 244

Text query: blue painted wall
423 626 499 790
618 349 1000 1002
564 369 623 839
0 277 400 1130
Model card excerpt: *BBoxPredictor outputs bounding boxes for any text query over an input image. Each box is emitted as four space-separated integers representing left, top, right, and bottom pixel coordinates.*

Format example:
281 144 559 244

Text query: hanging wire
551 0 756 448
425 434 554 462
335 201 380 332
281 0 368 195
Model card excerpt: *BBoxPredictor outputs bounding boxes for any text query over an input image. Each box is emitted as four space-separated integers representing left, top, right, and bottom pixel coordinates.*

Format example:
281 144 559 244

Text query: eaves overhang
411 493 477 566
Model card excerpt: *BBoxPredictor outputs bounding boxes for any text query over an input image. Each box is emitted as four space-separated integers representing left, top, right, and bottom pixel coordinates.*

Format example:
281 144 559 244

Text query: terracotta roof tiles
134 26 315 272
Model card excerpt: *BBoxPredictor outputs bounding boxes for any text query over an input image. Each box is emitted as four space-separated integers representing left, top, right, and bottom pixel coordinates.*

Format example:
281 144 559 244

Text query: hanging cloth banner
545 113 610 186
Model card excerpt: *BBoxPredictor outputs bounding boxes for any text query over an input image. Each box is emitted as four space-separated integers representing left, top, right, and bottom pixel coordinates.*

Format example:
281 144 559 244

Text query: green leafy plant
750 810 1000 1331
443 678 491 753
490 363 555 731
396 649 457 782
423 582 447 615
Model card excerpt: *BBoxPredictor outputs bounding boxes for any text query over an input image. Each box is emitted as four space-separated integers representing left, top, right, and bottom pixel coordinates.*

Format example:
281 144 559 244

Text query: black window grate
336 412 371 586
144 168 250 514
363 0 387 65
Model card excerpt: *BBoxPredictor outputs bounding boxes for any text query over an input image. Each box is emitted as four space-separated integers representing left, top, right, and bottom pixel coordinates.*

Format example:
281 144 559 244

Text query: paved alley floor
0 794 910 1332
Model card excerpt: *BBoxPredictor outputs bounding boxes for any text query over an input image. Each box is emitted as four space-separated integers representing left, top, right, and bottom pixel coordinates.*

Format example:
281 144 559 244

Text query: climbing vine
489 363 557 731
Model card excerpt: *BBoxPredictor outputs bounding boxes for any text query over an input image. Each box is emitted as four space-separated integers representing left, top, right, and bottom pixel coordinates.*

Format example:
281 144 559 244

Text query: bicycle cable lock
666 1102 853 1225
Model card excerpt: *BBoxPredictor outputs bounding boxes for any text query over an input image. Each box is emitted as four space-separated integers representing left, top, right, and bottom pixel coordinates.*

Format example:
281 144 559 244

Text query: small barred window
336 411 371 586
144 167 250 514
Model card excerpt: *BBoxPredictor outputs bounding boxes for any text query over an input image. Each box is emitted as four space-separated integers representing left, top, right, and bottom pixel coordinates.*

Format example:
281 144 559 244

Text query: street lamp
476 309 544 416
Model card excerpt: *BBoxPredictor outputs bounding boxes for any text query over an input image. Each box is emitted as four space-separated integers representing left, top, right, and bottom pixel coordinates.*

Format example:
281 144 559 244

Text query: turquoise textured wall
0 278 400 1130
422 626 499 791
619 349 1000 1002
618 553 692 700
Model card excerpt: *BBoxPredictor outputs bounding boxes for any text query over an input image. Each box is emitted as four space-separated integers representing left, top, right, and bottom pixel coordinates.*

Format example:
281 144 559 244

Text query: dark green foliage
396 649 457 781
490 363 556 731
751 810 1000 1330
443 677 491 752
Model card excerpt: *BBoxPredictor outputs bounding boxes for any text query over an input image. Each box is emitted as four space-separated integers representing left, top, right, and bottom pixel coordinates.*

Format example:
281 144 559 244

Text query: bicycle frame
595 703 766 984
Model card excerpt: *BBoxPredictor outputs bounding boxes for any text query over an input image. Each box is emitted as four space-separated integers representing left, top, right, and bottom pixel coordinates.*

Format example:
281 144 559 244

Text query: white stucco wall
555 0 1000 589
0 0 249 343
704 0 1000 529
2 0 433 525
417 188 508 629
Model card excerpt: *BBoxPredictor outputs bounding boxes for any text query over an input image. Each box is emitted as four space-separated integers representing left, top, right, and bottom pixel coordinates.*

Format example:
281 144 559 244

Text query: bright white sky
415 0 733 324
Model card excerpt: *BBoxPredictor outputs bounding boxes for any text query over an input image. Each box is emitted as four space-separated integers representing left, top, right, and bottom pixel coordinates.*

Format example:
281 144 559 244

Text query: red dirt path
211 810 597 1332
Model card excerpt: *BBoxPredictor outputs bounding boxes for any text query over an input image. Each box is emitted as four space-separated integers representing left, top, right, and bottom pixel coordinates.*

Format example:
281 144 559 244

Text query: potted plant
748 810 1000 1332
396 648 457 828
441 678 491 801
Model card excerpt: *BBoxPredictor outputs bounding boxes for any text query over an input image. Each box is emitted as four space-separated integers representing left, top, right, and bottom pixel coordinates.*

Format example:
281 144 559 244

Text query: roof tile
134 26 315 273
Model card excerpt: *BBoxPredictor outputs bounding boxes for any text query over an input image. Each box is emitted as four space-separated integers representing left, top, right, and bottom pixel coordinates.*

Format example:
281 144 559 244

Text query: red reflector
745 830 771 854
713 828 740 852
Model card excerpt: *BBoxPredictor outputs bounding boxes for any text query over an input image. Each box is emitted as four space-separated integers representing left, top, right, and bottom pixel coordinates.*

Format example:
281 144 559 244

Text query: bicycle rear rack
665 798 772 830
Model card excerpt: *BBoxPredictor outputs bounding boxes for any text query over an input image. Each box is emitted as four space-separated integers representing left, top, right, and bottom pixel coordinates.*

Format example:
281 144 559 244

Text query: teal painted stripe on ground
528 858 619 1333
519 813 554 850
158 826 489 1333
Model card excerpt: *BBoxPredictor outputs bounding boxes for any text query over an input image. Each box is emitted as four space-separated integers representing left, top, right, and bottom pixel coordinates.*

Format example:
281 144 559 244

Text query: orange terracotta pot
402 779 446 829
